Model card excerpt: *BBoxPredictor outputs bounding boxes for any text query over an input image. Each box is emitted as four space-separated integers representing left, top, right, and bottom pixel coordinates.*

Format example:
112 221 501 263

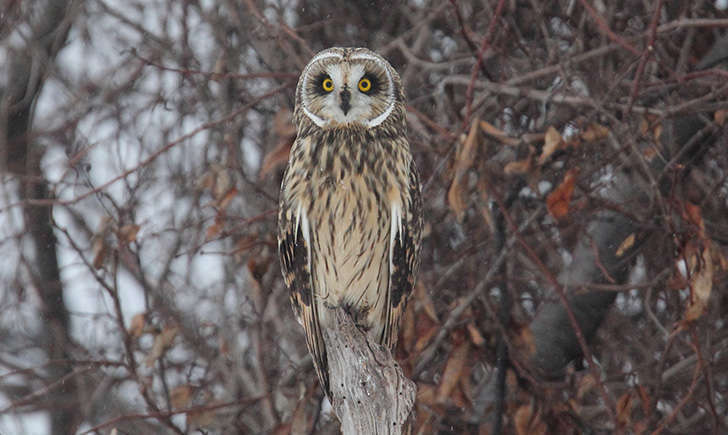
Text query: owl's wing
278 189 330 397
382 160 423 349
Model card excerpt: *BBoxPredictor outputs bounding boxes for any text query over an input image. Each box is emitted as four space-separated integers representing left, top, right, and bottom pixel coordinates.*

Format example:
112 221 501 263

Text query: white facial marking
349 54 396 128
301 51 343 127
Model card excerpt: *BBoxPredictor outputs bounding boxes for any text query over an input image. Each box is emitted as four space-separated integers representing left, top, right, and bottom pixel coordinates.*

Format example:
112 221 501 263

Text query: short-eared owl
277 47 423 397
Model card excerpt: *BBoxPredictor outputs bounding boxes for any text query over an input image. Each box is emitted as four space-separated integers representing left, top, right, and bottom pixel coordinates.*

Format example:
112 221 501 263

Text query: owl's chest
309 170 388 238
286 132 408 254
303 138 404 220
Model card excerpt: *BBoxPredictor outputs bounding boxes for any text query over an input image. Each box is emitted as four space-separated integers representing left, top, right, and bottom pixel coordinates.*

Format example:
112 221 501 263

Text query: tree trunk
323 308 416 434
1 1 77 432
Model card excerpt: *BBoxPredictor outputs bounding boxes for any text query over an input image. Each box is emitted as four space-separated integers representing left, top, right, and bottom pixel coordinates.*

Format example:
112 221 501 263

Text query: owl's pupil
322 78 334 92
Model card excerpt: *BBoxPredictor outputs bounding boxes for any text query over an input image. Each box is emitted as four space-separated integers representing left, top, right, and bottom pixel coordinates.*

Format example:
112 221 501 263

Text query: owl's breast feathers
278 127 422 397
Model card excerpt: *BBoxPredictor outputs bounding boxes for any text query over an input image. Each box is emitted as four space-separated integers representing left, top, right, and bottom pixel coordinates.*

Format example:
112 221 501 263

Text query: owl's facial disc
300 51 396 129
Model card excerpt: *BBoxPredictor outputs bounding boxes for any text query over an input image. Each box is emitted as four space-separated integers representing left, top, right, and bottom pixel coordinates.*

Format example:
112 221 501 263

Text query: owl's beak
339 89 351 115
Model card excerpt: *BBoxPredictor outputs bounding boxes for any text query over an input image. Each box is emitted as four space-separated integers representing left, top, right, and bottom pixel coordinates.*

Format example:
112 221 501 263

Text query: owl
277 47 423 397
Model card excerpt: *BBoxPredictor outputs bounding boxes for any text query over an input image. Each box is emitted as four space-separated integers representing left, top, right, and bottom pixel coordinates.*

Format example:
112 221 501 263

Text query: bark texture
324 308 416 434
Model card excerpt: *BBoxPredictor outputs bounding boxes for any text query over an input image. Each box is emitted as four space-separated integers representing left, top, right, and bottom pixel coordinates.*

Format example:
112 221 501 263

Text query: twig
494 193 619 421
133 51 297 81
650 340 704 435
576 0 640 56
463 0 507 128
414 208 542 375
5 84 292 210
78 396 266 435
444 75 666 115
627 0 663 112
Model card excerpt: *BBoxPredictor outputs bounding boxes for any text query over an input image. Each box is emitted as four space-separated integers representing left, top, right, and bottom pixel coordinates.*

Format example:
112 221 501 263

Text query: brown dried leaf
402 298 416 353
259 139 293 179
187 406 215 429
196 169 214 191
219 336 230 356
289 393 311 435
576 373 597 399
514 325 536 356
248 257 271 311
581 123 609 142
633 421 648 435
639 115 662 140
211 164 232 200
714 245 728 271
683 245 714 323
232 234 259 263
92 217 113 269
643 145 658 162
415 383 437 407
413 323 438 353
538 126 563 165
448 120 480 220
616 392 633 427
466 322 485 347
615 233 635 257
546 168 578 220
271 424 291 435
653 123 663 141
503 158 531 175
637 385 651 414
416 282 439 323
92 237 108 270
715 109 727 126
450 380 470 409
683 202 706 236
217 187 238 210
273 108 296 138
205 219 224 241
259 109 296 179
118 224 140 244
414 384 438 433
145 324 179 367
248 256 271 284
128 312 146 338
639 117 649 135
514 404 547 435
436 342 470 403
171 385 193 409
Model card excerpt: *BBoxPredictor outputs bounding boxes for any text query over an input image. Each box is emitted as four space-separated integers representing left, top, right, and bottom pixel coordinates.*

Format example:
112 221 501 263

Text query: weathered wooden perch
322 307 416 434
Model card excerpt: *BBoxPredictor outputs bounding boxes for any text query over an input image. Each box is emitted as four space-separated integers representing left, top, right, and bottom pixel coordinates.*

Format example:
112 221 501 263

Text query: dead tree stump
322 307 416 434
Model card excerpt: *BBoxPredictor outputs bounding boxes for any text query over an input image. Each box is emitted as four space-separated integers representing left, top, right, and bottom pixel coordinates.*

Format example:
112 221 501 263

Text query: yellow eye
358 77 372 93
322 77 334 92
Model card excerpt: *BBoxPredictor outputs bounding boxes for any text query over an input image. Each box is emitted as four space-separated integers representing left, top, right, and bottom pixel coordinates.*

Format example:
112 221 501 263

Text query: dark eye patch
359 72 380 95
313 72 331 95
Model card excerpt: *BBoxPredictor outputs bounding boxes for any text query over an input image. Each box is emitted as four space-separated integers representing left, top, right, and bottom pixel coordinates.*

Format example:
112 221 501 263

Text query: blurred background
1 0 727 433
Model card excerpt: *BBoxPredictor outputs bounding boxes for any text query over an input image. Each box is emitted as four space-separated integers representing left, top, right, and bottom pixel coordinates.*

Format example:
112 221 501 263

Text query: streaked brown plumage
277 47 422 397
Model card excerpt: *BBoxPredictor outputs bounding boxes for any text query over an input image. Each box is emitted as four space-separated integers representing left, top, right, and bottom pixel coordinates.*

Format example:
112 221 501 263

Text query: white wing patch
296 201 322 300
389 202 403 272
295 203 312 254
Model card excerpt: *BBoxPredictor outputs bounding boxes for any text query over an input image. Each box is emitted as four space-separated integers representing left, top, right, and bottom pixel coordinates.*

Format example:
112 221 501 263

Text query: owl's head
294 47 404 131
